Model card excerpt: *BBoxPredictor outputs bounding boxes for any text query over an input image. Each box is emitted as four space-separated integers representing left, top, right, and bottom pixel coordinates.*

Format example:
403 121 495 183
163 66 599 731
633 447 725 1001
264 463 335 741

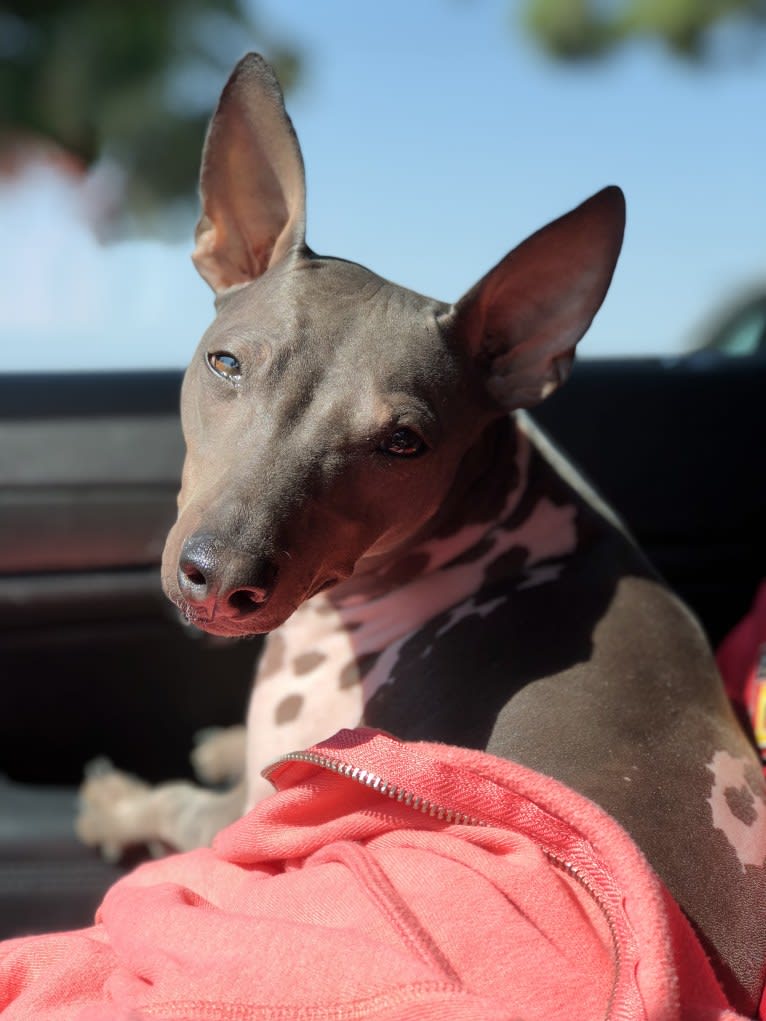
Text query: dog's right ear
192 53 306 293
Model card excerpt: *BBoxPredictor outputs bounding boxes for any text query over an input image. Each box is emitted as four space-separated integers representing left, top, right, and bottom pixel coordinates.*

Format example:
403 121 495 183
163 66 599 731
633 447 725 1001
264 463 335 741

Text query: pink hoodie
0 728 753 1020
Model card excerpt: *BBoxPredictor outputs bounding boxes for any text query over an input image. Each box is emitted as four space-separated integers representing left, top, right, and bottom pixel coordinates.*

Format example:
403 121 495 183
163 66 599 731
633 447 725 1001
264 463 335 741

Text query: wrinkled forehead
209 256 453 388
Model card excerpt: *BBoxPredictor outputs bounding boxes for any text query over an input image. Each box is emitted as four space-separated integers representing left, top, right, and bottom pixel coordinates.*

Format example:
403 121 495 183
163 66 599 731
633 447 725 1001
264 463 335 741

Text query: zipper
541 850 623 1020
263 748 631 1020
262 750 487 826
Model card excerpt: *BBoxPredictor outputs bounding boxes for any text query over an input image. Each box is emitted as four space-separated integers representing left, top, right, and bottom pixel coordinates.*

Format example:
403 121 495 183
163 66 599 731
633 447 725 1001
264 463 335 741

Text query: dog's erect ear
450 187 625 410
192 53 306 293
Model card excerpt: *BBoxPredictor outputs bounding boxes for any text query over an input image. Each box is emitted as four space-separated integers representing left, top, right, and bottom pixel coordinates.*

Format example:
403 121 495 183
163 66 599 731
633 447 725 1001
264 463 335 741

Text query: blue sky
1 0 764 369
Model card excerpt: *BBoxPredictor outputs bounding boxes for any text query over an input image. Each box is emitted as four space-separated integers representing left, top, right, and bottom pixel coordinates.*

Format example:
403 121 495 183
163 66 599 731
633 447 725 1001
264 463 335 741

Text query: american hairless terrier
78 54 766 1011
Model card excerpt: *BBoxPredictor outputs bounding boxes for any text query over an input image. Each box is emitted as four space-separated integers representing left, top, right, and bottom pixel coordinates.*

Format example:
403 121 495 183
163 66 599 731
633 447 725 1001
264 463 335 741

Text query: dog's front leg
76 762 245 860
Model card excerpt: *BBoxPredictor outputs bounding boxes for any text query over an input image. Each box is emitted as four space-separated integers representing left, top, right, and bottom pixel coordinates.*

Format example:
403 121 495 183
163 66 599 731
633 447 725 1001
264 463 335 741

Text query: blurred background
0 0 765 369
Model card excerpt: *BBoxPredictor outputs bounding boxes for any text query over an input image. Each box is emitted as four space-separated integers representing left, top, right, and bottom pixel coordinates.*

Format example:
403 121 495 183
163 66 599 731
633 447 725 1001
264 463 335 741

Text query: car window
704 302 766 357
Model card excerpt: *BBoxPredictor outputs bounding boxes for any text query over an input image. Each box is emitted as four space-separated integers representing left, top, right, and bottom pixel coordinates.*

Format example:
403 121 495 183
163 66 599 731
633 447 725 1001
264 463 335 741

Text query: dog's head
161 54 625 637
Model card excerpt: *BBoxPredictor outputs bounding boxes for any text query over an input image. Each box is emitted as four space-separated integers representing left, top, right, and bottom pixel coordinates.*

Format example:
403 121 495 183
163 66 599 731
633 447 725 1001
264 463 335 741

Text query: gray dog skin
77 54 766 1012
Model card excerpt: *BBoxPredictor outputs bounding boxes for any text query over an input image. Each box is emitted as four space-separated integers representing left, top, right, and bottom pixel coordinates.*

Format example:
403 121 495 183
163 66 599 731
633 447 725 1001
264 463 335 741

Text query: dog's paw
191 725 247 785
76 761 153 862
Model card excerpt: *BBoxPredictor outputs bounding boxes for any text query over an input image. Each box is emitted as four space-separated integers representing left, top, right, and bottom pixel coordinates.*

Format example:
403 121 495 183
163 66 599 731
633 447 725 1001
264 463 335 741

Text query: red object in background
718 582 766 765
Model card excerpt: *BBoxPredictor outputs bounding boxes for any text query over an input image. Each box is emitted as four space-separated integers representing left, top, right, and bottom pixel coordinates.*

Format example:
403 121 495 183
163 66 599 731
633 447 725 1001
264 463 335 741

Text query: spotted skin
239 413 766 1012
707 750 766 871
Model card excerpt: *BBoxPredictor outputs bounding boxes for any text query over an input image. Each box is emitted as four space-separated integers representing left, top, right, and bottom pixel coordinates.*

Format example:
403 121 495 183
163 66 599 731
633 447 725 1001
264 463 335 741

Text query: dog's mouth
170 601 227 635
168 574 342 639
172 597 283 638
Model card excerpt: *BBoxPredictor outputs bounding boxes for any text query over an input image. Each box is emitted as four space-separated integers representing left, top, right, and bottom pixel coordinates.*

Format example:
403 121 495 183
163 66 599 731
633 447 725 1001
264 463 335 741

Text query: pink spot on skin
707 750 766 872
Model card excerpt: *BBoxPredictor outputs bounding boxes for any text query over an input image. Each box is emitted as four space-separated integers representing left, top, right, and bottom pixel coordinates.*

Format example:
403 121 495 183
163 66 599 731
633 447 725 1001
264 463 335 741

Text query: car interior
1 349 764 939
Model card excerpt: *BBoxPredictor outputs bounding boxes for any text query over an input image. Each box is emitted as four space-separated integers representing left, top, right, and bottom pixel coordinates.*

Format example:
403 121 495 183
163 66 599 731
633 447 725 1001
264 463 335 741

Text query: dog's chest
244 446 581 804
243 597 364 805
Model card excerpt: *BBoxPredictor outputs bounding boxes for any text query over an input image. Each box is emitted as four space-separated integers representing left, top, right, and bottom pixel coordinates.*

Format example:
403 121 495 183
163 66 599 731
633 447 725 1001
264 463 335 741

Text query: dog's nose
177 534 276 616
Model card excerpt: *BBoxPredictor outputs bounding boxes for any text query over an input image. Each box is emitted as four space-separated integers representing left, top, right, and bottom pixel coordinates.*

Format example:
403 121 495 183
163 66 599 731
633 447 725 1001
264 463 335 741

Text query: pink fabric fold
0 728 751 1020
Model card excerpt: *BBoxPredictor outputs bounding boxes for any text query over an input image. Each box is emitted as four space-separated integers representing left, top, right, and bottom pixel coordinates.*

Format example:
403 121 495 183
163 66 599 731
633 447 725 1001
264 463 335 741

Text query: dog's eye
380 427 426 458
207 351 241 380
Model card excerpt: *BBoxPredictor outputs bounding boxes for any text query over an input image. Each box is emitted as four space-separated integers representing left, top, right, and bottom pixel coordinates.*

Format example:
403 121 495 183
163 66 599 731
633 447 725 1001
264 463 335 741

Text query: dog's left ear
450 187 625 410
193 53 307 293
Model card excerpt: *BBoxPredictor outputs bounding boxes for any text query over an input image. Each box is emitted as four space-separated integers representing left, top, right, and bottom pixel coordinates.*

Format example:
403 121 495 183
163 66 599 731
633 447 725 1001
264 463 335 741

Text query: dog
78 53 766 1010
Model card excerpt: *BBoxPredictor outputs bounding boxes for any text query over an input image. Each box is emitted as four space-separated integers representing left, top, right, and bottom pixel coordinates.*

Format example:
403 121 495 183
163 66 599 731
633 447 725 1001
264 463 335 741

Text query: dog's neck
341 416 524 594
308 412 584 652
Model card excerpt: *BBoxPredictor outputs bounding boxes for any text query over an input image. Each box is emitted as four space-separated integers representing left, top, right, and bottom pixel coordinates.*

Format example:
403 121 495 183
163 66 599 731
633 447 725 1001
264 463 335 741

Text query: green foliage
522 0 766 60
0 0 300 231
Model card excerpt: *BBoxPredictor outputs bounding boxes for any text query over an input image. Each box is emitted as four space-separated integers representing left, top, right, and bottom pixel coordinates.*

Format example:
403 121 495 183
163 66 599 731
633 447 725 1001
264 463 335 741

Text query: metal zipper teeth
542 850 621 1021
263 750 488 827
